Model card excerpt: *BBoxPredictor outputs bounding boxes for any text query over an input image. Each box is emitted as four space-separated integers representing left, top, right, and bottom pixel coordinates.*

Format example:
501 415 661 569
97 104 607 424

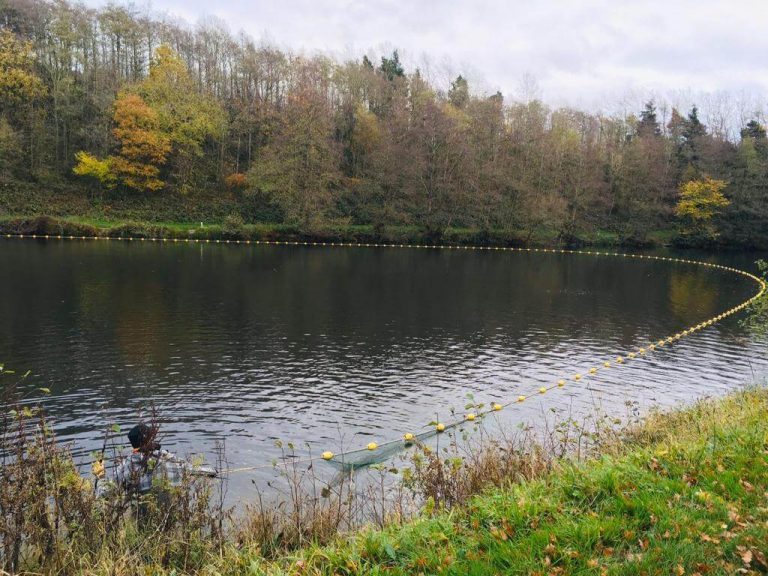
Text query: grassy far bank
0 214 680 249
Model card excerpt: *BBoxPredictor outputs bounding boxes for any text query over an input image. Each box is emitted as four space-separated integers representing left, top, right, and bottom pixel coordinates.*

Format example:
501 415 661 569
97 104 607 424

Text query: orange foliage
111 92 171 192
224 172 248 190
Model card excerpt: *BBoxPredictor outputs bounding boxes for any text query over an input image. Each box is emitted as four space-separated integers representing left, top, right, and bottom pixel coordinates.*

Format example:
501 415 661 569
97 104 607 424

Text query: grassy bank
4 384 767 574
229 389 768 575
0 214 678 249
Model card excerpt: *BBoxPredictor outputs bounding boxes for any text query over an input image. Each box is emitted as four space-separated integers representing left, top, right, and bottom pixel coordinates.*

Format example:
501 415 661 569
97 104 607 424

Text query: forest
1 0 767 247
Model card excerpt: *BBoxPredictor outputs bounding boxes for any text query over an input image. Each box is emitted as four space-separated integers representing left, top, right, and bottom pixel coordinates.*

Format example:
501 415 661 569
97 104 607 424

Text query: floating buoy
465 413 476 421
517 395 526 402
604 361 611 368
589 367 598 374
639 348 646 354
436 423 446 432
616 356 624 364
539 387 547 394
557 379 566 387
628 352 636 359
367 442 378 451
322 451 334 461
574 374 582 381
492 403 503 411
403 433 415 442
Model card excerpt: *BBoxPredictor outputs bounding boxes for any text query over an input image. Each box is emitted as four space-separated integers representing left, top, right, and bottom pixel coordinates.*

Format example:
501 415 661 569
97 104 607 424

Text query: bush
222 213 245 238
0 367 224 574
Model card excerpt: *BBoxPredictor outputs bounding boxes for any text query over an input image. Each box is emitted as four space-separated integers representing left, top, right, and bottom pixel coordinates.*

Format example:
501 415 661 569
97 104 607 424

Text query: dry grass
3 359 767 575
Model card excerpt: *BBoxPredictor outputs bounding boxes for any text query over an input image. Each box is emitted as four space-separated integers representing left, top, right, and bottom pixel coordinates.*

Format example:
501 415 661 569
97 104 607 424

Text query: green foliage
248 87 341 227
637 100 661 137
379 50 404 81
742 260 768 337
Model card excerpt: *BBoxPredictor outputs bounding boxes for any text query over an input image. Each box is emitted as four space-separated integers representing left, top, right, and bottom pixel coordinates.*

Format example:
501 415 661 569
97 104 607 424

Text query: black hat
127 423 154 450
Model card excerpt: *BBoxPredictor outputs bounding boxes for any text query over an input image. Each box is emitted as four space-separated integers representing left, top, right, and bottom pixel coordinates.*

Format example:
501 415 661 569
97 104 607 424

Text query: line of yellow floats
5 233 766 468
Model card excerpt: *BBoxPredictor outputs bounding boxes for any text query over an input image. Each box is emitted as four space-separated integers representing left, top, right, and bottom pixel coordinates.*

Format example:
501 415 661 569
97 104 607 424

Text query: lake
1 238 765 498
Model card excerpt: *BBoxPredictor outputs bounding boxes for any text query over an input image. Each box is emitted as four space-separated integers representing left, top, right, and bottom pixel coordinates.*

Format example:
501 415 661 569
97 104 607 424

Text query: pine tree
637 100 661 137
379 50 404 81
448 75 469 109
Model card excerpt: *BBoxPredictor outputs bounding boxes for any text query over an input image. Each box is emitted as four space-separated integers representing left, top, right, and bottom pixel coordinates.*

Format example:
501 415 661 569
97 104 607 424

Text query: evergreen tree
637 100 661 137
683 106 707 140
379 50 404 81
741 119 767 156
448 75 469 109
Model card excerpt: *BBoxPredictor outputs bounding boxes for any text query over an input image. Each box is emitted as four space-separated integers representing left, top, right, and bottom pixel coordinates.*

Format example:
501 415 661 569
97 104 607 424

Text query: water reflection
0 240 765 498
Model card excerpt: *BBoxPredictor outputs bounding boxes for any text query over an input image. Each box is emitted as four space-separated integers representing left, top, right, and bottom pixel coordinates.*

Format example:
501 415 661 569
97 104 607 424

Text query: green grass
0 214 677 249
233 389 768 575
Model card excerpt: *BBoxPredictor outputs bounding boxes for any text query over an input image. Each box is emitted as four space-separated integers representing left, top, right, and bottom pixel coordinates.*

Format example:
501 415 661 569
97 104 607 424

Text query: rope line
5 233 765 474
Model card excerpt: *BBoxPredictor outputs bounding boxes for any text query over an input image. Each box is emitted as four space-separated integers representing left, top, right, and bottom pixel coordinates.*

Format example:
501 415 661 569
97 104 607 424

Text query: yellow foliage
0 30 46 108
72 151 116 189
676 177 729 223
443 101 470 130
351 104 380 155
141 44 225 155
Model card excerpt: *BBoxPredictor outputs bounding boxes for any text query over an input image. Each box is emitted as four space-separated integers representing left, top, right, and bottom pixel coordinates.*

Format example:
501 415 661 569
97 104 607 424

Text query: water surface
1 240 765 497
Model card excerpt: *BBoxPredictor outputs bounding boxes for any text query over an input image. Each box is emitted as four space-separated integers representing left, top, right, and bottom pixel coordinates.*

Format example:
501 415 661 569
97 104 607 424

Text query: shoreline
0 214 717 250
4 384 767 574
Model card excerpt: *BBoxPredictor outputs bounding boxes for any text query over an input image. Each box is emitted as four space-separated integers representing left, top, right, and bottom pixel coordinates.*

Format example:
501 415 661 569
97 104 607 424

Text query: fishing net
321 420 465 472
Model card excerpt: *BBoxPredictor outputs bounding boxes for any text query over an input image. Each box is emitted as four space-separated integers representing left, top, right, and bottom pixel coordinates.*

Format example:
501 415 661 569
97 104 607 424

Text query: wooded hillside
1 0 767 246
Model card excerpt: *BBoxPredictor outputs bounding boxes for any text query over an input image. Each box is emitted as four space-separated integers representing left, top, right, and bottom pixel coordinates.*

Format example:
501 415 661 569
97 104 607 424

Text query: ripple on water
0 240 765 497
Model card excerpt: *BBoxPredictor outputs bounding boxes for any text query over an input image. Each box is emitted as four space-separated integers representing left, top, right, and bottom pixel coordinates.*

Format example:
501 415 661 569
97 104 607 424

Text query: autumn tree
398 74 473 237
138 45 225 192
109 93 171 191
0 29 46 175
72 151 116 190
5 0 768 247
676 177 729 237
73 92 170 192
248 84 341 227
0 30 45 114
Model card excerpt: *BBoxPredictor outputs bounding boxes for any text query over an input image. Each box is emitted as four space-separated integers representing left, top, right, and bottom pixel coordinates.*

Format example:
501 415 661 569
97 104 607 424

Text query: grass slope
239 390 768 575
0 214 675 249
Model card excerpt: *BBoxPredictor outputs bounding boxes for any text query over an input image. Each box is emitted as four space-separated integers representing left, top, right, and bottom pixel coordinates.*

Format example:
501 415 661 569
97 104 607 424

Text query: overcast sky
83 0 768 119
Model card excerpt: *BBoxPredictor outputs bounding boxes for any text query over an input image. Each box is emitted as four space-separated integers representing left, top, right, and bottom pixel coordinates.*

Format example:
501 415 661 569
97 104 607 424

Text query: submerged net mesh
321 421 464 472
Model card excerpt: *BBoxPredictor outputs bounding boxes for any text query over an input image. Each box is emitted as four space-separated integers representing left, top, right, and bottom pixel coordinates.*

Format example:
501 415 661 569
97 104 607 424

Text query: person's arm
154 451 218 487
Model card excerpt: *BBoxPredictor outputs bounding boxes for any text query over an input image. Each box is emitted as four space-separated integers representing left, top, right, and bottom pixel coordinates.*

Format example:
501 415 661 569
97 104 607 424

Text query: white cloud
84 0 768 112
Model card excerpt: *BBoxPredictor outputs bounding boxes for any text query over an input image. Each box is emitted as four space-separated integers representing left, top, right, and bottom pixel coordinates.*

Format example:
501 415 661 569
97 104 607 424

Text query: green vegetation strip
241 390 768 575
0 215 639 248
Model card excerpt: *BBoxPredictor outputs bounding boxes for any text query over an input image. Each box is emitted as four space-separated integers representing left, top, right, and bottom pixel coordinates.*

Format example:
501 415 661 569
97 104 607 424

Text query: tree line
1 0 766 246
